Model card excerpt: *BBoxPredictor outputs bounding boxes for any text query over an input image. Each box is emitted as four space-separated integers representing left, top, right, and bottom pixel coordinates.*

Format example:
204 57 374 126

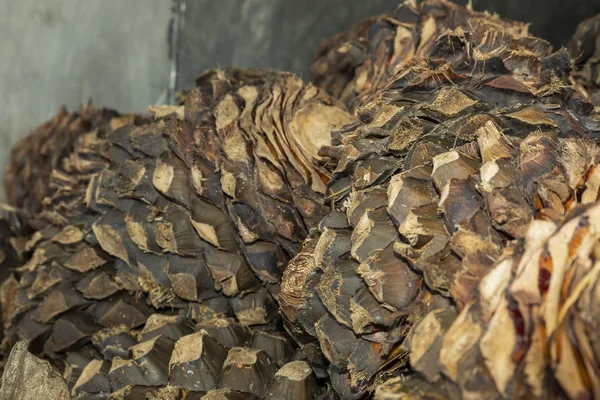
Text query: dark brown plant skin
0 206 30 351
0 69 353 397
311 0 530 113
0 206 28 279
281 2 600 398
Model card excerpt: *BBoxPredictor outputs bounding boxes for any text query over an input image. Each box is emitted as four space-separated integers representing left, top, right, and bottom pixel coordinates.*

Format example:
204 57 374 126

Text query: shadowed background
2 0 600 201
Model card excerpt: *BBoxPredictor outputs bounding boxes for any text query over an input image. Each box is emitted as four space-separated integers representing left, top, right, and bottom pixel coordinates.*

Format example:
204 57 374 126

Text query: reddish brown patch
485 75 532 94
538 246 553 295
370 341 383 355
508 297 528 363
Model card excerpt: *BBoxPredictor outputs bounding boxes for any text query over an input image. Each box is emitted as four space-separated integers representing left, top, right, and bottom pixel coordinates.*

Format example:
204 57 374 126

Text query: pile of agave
2 1 600 399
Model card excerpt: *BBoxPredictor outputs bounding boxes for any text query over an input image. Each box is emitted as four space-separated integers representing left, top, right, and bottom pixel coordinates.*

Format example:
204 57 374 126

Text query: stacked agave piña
1 69 353 399
280 1 600 398
399 196 600 400
311 0 529 112
4 106 132 218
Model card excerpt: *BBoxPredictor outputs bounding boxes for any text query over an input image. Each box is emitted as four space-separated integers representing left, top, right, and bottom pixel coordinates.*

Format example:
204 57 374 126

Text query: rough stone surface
0 341 70 400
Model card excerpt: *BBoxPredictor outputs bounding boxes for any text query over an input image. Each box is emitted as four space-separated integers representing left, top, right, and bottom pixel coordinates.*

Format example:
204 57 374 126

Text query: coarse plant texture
280 2 600 398
0 206 29 283
310 0 530 113
397 200 600 400
0 341 70 400
3 105 138 217
0 69 353 398
0 206 30 350
569 13 600 104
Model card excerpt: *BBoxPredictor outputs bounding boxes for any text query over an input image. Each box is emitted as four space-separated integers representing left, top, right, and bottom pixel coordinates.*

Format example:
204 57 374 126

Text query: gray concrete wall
0 0 171 202
177 0 403 90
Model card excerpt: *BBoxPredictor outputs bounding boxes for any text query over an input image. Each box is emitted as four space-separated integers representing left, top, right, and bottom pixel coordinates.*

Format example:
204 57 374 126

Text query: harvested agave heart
402 201 600 399
311 0 530 112
569 13 600 104
281 5 600 399
1 69 353 397
4 105 145 218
